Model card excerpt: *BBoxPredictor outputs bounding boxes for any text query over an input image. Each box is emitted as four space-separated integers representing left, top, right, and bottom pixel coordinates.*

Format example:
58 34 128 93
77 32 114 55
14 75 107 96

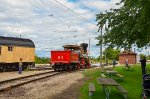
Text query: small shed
119 50 137 65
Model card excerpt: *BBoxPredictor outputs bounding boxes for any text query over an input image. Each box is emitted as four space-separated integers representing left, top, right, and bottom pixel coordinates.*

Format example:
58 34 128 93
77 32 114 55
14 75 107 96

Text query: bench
104 67 113 71
146 68 150 72
100 69 105 73
116 74 124 78
116 85 128 99
115 74 124 80
101 74 106 78
123 66 135 71
89 83 96 97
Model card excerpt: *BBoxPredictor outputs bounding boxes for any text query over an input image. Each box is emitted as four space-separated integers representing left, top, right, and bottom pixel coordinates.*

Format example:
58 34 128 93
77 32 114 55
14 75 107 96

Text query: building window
0 47 1 55
8 46 13 51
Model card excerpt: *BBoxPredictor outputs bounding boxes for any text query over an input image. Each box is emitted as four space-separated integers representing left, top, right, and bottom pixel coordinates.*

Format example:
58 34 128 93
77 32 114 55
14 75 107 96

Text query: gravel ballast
0 71 84 99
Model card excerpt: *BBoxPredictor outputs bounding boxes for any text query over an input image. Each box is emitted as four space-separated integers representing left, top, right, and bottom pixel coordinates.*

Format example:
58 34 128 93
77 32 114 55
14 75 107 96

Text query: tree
103 47 120 61
90 56 98 63
146 55 150 60
140 54 146 59
96 0 150 49
35 55 50 64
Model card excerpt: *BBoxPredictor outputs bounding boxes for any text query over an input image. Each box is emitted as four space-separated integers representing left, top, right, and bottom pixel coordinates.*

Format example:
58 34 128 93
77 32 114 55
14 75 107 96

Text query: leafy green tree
140 54 146 59
89 56 98 63
96 0 150 49
103 47 120 61
146 55 150 60
35 55 50 64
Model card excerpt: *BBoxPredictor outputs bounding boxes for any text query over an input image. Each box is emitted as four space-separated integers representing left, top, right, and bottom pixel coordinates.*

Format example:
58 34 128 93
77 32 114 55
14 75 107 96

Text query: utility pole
20 34 22 38
100 24 103 68
89 38 90 58
105 46 107 64
16 23 22 38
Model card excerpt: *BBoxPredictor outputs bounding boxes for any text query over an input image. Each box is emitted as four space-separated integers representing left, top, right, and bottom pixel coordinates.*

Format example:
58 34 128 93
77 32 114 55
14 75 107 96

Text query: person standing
125 59 130 70
106 58 108 66
125 59 129 67
140 56 146 75
19 58 23 74
113 59 116 68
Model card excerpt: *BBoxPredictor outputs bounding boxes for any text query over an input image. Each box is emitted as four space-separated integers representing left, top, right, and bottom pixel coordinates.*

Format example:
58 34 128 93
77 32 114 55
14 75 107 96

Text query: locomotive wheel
64 65 68 71
80 65 82 69
2 66 6 72
61 66 65 71
71 65 74 70
60 65 63 71
73 65 76 70
54 68 57 71
13 66 16 71
74 65 77 70
67 66 70 71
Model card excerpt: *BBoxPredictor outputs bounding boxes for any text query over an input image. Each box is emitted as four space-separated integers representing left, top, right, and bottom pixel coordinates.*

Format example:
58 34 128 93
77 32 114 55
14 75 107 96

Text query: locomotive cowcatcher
51 43 90 71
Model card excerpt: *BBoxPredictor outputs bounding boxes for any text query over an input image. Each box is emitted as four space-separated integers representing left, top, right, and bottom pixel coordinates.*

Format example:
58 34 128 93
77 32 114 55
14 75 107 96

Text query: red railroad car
51 44 90 71
51 51 71 64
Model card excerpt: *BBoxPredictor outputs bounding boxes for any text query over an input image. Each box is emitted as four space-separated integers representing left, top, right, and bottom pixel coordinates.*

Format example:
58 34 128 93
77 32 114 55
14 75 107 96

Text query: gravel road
0 71 84 99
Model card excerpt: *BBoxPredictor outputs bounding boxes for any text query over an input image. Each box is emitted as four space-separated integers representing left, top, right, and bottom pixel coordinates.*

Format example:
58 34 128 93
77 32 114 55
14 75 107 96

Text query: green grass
79 64 150 99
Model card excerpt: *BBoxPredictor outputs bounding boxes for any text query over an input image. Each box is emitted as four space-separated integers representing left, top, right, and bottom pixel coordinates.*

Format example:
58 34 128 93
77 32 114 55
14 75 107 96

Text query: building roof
63 45 80 49
119 50 136 55
0 36 35 47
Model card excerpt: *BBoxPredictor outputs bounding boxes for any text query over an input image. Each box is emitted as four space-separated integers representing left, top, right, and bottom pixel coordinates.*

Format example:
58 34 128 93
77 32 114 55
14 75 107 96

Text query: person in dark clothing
125 59 129 67
18 58 23 74
113 59 116 68
140 57 146 75
106 58 108 66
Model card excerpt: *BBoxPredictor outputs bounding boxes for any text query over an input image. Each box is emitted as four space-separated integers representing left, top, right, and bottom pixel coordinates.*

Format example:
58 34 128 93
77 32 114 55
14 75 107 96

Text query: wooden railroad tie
4 86 11 91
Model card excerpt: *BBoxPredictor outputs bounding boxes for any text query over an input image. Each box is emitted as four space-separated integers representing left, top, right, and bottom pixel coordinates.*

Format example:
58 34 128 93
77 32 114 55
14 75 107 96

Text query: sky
0 0 125 57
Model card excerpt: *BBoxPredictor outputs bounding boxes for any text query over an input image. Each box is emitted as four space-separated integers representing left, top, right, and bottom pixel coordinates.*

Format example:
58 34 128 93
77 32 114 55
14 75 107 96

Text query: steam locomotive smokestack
80 43 88 53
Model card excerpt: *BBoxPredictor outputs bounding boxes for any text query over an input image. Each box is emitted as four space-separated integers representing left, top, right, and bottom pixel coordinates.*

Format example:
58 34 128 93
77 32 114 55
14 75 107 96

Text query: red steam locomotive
51 43 90 71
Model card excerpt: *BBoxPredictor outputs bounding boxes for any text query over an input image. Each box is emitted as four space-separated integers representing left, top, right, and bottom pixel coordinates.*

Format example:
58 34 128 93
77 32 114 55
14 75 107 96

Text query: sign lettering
58 56 63 60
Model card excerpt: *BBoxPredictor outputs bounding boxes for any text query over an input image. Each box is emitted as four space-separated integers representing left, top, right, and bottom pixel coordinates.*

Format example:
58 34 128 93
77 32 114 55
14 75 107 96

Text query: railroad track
29 67 52 71
0 71 62 93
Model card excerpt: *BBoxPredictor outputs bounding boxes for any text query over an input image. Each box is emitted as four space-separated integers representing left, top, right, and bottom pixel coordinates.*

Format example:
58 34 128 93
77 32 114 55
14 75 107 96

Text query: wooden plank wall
0 45 35 63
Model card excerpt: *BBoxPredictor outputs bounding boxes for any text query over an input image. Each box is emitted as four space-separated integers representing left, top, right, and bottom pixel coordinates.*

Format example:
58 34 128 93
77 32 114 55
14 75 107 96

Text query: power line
37 0 98 33
10 0 98 32
49 0 97 27
47 0 74 28
33 0 79 32
48 1 95 27
6 0 98 35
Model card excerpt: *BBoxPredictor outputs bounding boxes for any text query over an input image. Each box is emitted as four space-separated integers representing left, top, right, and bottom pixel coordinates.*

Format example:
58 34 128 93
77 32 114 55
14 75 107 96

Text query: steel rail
0 71 63 93
0 71 54 84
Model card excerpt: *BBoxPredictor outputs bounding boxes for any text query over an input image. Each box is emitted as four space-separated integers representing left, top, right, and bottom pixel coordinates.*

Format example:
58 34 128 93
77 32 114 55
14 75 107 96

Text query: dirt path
0 71 84 99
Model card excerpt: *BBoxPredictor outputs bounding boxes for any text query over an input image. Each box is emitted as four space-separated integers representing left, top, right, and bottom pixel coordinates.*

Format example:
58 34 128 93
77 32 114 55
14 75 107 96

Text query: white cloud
0 0 121 57
79 0 122 12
